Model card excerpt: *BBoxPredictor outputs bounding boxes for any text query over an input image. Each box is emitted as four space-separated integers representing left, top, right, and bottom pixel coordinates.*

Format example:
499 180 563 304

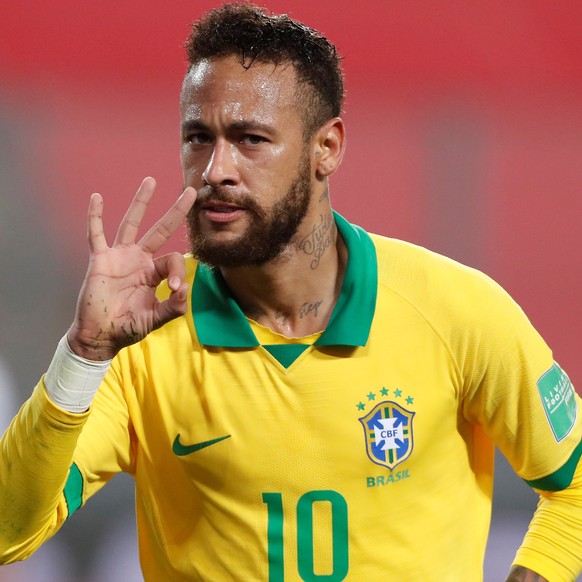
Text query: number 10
262 490 349 581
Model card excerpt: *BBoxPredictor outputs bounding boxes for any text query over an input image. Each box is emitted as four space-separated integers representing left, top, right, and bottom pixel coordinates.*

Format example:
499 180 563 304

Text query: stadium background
1 1 582 579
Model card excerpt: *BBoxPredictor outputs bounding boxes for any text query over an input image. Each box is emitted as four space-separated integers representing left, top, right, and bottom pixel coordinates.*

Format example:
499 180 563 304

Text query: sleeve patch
537 363 577 442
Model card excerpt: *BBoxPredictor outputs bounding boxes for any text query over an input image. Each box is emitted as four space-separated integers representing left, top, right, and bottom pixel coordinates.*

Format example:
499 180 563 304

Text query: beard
186 153 311 268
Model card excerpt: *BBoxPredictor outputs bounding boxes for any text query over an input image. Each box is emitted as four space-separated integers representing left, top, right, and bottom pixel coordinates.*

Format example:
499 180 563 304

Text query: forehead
180 56 301 125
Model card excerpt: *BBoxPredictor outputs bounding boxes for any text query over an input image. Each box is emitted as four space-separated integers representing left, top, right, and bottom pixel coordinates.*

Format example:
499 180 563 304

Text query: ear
312 117 346 180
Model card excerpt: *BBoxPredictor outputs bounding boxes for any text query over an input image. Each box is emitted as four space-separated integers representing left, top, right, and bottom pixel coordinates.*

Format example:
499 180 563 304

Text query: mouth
201 201 245 223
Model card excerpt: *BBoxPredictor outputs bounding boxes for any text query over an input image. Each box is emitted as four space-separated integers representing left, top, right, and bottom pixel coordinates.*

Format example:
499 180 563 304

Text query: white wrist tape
45 335 111 413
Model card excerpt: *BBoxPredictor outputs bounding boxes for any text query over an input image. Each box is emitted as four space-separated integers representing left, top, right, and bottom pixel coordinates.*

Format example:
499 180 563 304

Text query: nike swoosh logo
172 433 231 456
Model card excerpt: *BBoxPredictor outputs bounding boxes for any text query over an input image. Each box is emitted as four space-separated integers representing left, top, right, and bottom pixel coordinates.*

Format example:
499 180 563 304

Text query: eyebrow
181 119 276 135
181 120 209 134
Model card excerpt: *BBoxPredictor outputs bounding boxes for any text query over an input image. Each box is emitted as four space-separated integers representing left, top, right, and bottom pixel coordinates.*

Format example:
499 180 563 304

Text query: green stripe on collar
192 211 377 348
192 262 259 347
315 213 377 347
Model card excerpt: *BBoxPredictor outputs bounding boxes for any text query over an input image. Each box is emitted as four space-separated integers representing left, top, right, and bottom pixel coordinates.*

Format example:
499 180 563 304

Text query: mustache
191 186 245 206
186 185 264 216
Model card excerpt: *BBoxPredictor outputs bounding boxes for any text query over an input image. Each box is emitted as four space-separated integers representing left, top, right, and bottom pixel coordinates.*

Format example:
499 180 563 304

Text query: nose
201 140 239 187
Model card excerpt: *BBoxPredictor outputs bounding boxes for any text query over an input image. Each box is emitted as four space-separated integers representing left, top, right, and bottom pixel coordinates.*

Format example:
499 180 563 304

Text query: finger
114 177 156 246
155 281 190 328
154 252 187 291
139 187 197 255
87 192 108 253
153 252 190 326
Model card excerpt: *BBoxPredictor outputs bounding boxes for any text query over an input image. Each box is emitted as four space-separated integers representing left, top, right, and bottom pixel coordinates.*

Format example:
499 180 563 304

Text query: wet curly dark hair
185 3 344 137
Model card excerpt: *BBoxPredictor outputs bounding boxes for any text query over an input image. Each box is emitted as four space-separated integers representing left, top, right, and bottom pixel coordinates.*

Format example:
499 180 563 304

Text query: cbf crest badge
359 401 415 470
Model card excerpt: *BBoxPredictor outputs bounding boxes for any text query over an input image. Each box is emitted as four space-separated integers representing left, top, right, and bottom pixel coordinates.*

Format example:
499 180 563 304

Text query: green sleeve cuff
524 438 582 491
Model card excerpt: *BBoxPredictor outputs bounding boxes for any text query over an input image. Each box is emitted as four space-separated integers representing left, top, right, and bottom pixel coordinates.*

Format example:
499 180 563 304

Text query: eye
185 132 213 146
242 134 267 146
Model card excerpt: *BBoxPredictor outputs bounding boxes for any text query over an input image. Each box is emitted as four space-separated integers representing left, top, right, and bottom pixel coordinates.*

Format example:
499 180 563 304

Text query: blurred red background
2 0 581 381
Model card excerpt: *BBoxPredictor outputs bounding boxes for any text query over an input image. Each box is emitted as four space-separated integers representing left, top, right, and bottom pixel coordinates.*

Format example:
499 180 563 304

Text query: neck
220 208 347 338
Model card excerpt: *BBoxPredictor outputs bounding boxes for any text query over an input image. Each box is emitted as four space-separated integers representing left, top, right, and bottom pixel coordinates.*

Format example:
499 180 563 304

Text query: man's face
180 56 314 268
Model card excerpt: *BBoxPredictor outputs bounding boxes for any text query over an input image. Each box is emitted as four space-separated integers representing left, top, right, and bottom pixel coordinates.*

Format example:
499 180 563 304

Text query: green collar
191 212 378 348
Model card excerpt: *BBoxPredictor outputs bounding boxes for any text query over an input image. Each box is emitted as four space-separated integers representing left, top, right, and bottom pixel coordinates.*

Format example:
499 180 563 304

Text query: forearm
0 381 88 563
506 565 548 581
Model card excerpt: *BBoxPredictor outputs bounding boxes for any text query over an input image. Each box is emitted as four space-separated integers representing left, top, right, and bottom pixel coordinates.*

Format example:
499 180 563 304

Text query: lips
204 202 241 212
201 200 245 223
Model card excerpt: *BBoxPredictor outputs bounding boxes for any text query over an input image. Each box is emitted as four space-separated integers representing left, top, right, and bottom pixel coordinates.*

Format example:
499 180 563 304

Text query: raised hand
66 177 197 361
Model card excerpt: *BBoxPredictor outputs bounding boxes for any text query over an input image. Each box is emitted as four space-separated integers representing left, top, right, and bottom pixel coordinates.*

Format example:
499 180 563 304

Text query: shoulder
367 232 530 334
370 233 500 299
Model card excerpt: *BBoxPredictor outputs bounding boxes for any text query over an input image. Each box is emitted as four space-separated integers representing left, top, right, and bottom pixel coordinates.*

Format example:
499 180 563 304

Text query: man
1 3 581 580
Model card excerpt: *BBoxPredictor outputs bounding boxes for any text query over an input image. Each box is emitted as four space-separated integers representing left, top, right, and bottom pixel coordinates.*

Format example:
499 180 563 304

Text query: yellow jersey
2 213 581 581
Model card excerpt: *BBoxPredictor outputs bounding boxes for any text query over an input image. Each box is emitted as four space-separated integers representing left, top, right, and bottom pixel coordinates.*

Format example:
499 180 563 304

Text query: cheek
180 154 193 182
180 148 205 184
248 147 301 184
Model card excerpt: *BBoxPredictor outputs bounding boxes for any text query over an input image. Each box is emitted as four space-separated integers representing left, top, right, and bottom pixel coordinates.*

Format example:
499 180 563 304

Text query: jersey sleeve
68 356 135 509
456 274 582 486
0 380 88 562
452 270 582 579
513 454 582 581
0 358 133 564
